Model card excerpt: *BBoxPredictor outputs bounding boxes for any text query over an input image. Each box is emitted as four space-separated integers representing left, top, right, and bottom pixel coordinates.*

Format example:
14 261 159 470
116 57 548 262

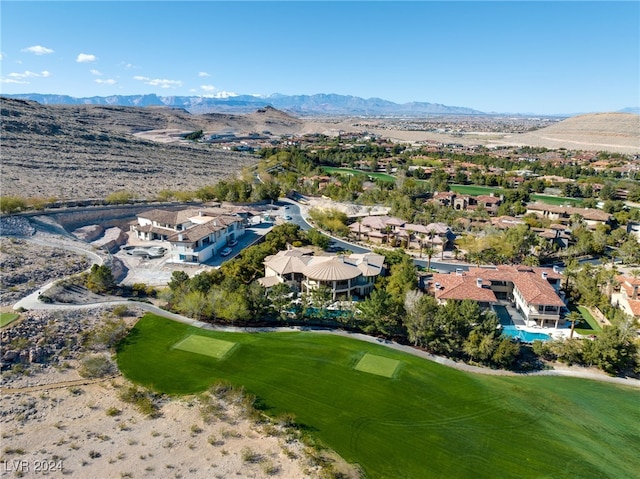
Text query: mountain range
2 93 490 116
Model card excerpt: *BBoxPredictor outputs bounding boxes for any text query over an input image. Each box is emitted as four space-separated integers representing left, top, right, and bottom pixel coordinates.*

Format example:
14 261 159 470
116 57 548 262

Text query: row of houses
348 216 456 255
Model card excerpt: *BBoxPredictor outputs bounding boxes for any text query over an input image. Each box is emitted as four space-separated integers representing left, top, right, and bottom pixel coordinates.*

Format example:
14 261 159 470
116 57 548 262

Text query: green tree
86 264 116 293
403 292 439 346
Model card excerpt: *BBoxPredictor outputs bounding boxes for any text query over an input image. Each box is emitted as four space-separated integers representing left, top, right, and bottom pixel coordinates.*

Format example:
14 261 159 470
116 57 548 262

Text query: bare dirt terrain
2 97 638 203
0 98 262 200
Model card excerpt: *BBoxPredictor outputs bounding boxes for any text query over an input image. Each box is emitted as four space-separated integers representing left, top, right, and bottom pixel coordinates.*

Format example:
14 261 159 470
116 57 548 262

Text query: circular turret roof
302 259 361 281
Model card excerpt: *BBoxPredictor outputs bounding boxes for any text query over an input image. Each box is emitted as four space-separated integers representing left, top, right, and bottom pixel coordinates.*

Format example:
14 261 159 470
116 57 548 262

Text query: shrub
105 190 135 205
0 195 27 214
118 385 160 418
112 305 130 317
106 407 122 417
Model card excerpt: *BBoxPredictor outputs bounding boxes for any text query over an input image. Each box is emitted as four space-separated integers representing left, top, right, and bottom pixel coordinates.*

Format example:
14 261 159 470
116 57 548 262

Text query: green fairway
354 353 400 378
118 314 640 479
530 194 583 206
173 334 236 359
449 184 504 196
0 312 19 327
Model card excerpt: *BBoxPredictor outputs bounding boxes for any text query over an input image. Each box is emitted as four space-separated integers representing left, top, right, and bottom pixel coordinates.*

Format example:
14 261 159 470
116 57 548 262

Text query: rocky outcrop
91 227 127 253
73 224 104 242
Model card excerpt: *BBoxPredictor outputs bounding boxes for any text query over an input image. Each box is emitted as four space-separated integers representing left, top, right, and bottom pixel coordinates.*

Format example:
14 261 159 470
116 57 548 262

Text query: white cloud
133 76 182 89
120 62 137 69
76 53 97 63
198 71 210 77
1 70 52 84
0 53 4 60
95 78 117 85
200 84 217 93
90 69 103 76
22 45 54 55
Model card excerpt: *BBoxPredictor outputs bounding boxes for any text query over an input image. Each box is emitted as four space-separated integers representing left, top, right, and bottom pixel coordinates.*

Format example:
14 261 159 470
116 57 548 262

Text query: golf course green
118 314 640 479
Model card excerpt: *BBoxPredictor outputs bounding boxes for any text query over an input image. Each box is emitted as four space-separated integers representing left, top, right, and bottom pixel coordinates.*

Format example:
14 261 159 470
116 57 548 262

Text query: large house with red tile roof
426 265 566 327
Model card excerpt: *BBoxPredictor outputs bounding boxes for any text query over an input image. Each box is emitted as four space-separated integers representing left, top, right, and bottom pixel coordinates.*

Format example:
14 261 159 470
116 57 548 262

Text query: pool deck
495 302 576 340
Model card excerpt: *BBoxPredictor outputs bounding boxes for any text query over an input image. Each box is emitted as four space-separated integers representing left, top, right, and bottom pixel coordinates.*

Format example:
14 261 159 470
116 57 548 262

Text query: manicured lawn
354 353 401 378
321 166 395 182
173 334 236 358
118 314 640 479
449 184 505 196
575 306 603 336
0 312 19 327
530 194 583 206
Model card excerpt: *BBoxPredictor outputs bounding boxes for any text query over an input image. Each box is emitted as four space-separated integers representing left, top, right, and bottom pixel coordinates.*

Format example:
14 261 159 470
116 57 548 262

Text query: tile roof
430 274 498 303
467 265 564 306
526 203 612 222
167 215 240 243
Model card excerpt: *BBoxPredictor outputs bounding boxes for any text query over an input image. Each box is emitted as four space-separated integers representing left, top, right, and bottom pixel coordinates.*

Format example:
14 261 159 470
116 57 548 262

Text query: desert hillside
2 97 638 201
496 112 640 154
0 98 265 200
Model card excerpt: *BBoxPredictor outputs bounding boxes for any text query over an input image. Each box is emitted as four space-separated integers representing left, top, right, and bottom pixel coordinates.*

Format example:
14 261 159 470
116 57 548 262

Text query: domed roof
302 259 361 281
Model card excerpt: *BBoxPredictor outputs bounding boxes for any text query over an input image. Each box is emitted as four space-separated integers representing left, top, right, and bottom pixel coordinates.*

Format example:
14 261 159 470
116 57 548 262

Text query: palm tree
566 311 582 339
424 246 435 271
563 258 579 290
418 233 426 258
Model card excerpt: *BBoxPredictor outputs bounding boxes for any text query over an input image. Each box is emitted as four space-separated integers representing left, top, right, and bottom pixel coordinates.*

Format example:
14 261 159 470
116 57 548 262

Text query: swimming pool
500 325 551 343
493 304 551 342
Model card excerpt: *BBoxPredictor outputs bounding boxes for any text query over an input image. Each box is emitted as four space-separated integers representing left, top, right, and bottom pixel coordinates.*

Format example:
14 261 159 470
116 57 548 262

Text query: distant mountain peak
2 92 486 116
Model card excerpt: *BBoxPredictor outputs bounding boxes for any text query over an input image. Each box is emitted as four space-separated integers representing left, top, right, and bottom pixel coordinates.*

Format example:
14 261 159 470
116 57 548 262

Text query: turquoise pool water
500 325 551 342
493 304 551 342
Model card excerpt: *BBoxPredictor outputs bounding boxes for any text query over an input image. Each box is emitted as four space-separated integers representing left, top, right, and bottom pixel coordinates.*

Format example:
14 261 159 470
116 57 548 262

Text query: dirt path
0 375 120 394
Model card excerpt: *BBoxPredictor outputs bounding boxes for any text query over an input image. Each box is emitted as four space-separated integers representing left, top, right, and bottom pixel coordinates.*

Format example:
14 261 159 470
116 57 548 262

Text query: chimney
553 265 560 273
213 220 218 226
198 210 203 216
476 278 483 288
435 282 441 290
456 268 463 276
542 271 548 280
178 233 184 241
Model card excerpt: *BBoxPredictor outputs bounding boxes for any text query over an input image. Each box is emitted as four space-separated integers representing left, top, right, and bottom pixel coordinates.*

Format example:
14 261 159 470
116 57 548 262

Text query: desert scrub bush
241 447 262 464
198 393 226 423
0 195 27 214
106 407 122 417
111 304 130 318
118 385 160 418
105 190 135 205
91 318 129 350
78 355 114 379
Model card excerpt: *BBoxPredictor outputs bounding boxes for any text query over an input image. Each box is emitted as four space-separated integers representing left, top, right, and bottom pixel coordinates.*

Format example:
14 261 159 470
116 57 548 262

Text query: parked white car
220 247 233 257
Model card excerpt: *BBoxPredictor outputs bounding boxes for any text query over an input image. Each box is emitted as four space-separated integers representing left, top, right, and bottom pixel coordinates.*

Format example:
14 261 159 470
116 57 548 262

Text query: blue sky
1 1 638 114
